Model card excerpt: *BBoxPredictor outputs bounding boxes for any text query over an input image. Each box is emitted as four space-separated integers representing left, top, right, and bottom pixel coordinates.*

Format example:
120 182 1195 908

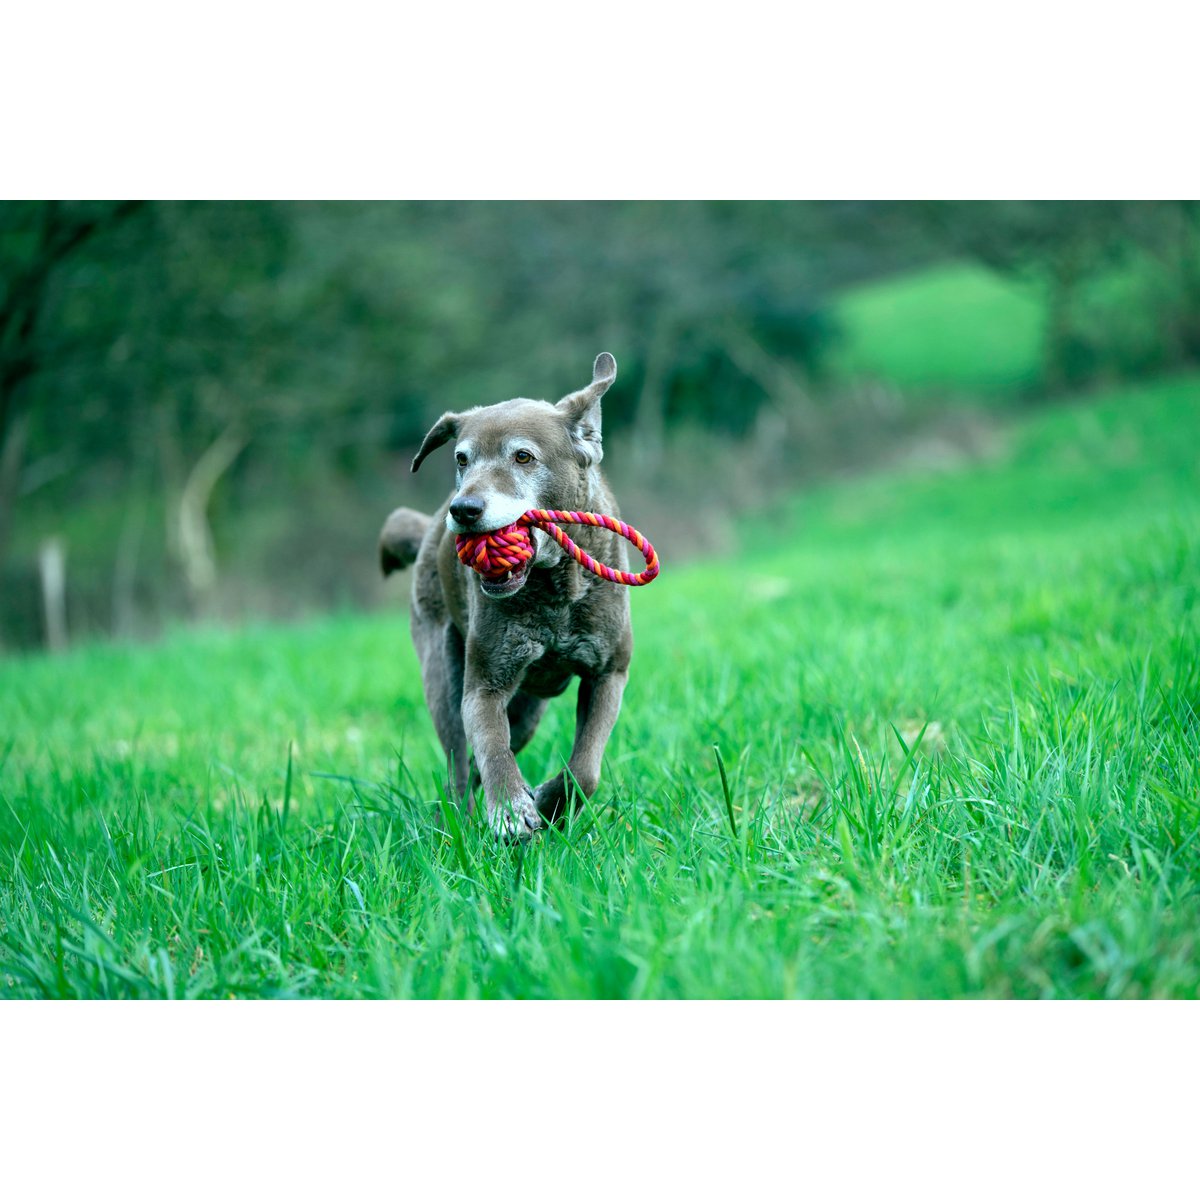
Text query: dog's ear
411 412 459 473
557 352 617 466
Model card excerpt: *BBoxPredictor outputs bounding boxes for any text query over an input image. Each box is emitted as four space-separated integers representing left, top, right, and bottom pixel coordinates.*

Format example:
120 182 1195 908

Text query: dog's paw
487 789 543 842
533 776 570 824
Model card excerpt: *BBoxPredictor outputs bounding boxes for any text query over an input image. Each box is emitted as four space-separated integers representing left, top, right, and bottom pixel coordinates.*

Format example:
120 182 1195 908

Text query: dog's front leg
535 668 628 822
461 686 542 841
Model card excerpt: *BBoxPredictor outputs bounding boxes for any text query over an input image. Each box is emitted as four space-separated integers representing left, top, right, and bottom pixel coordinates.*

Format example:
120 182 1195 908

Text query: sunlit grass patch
833 262 1044 398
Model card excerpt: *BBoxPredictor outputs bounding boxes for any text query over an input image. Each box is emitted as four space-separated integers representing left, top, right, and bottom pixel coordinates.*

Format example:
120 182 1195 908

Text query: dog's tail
379 507 432 576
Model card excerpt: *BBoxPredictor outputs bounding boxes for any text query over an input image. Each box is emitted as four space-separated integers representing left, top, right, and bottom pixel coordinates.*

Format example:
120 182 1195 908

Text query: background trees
2 200 1195 649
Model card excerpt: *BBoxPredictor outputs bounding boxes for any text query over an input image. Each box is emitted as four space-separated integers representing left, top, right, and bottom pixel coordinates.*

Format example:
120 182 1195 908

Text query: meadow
2 367 1198 998
833 262 1044 397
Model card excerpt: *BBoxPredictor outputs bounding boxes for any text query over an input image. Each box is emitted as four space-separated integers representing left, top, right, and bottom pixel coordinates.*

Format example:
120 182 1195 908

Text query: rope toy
456 509 660 587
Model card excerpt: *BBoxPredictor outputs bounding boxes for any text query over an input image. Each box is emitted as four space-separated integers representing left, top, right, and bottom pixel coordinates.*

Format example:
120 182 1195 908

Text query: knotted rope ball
455 509 660 586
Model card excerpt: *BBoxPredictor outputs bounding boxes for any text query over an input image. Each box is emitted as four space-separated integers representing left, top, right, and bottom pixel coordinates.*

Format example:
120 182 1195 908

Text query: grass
2 375 1199 998
832 254 1194 402
833 262 1046 398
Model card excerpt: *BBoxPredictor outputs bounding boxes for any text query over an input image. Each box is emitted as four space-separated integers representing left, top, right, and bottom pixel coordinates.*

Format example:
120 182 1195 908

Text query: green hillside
833 262 1045 397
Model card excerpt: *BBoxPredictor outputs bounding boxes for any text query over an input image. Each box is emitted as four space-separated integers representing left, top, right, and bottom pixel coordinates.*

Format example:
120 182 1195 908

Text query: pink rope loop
455 509 661 587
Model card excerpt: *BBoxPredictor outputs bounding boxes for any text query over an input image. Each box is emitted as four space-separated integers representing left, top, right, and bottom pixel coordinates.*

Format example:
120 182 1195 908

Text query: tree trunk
175 426 247 618
38 536 68 652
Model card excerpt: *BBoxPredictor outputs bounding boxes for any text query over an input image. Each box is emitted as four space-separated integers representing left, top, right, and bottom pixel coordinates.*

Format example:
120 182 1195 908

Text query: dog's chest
517 617 611 697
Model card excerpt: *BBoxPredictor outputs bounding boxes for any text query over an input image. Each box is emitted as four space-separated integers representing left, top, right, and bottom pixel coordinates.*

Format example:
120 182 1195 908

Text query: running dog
380 353 633 840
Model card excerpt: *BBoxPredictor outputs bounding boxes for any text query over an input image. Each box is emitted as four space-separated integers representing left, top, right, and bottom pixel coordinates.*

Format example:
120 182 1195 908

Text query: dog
380 353 634 840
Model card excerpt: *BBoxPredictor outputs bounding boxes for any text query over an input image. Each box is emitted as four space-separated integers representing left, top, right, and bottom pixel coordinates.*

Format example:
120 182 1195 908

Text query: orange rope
455 509 660 587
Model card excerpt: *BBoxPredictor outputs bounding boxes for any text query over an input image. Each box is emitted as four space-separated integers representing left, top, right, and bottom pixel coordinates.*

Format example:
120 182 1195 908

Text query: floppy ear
556 352 617 466
411 412 459 473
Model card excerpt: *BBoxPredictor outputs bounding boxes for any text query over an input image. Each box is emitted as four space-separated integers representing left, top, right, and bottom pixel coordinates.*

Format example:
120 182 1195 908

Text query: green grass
2 375 1199 998
833 254 1192 401
833 262 1045 398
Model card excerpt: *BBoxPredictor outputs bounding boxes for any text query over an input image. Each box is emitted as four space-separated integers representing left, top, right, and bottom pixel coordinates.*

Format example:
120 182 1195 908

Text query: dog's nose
450 496 486 527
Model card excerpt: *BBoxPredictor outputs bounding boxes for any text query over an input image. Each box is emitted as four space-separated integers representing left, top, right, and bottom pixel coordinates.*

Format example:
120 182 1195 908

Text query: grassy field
832 255 1186 402
833 262 1045 398
2 374 1199 998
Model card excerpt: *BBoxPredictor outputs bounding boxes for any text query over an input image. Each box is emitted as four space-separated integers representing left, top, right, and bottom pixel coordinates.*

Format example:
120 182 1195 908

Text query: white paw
487 789 543 842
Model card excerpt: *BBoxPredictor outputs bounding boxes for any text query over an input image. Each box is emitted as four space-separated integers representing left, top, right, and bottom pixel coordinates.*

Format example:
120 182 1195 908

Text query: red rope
455 509 660 586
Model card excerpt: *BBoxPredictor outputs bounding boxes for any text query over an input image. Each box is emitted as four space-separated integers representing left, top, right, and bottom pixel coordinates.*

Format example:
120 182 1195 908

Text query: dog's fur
380 353 633 840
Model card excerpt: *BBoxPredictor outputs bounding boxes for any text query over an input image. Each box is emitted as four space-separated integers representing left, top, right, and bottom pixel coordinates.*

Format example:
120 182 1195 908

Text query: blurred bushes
1 201 1198 649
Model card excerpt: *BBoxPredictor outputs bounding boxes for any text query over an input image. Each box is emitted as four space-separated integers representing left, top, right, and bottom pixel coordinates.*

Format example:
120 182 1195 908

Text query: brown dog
380 353 634 840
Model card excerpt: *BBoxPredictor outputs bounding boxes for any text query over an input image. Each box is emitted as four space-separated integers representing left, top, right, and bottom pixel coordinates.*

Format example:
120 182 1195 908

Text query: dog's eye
514 449 534 465
455 451 468 467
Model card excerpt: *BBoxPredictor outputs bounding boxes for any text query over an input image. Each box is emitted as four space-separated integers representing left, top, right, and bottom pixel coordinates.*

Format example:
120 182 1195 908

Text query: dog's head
411 353 617 598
